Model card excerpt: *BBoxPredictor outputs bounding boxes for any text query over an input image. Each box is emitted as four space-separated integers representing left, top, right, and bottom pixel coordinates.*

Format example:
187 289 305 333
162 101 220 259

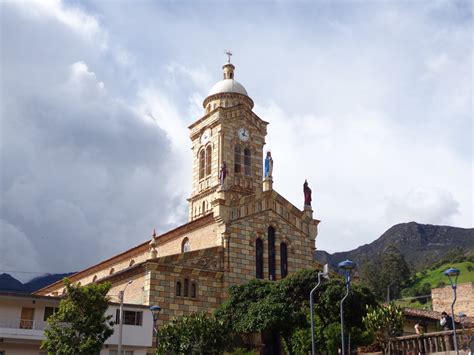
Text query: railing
0 318 47 331
385 329 473 354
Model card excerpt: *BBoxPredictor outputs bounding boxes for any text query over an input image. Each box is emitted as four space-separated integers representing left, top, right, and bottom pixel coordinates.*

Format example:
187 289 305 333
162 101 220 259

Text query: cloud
1 0 471 277
0 220 41 282
385 187 459 225
0 2 181 277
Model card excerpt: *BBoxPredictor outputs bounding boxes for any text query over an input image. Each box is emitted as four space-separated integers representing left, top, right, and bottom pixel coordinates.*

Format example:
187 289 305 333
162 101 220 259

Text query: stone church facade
35 58 320 328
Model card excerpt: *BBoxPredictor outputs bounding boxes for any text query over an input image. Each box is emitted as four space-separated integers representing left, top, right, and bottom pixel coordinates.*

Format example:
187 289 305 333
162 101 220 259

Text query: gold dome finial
223 50 235 80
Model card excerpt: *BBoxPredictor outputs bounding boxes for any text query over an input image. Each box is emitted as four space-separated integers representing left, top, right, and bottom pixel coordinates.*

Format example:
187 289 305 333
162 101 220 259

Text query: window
191 282 197 298
202 201 206 213
92 275 98 282
234 144 242 173
280 243 288 278
256 238 264 279
199 150 205 179
184 279 189 297
109 268 115 275
268 227 276 281
199 146 212 180
110 351 134 355
206 146 212 175
176 281 182 296
182 238 190 253
20 307 35 329
244 148 251 176
115 310 143 326
129 259 135 267
43 307 59 321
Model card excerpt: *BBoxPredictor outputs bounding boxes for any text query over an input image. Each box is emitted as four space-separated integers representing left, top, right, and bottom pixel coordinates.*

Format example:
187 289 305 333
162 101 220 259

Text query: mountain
0 272 75 293
0 273 27 292
315 222 474 273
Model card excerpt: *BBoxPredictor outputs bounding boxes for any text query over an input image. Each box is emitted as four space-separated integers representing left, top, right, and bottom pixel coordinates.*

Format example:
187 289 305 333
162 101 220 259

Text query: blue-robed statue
264 151 273 178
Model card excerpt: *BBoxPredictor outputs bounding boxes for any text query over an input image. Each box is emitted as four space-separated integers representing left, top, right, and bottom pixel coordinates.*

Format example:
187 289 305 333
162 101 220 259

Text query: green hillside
396 260 474 310
411 261 474 288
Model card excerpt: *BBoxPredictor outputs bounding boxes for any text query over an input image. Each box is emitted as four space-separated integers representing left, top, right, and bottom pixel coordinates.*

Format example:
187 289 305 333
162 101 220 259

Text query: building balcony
0 317 46 341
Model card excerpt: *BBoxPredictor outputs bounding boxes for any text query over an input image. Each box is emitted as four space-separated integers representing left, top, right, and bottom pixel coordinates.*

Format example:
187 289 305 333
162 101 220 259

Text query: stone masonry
432 282 474 317
35 59 320 337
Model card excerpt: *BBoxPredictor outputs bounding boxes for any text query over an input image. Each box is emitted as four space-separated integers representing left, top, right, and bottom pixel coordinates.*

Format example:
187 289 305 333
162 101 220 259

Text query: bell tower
187 56 268 221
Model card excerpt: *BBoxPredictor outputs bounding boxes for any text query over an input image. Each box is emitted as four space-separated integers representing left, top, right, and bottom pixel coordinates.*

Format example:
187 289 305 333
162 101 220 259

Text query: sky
0 0 472 281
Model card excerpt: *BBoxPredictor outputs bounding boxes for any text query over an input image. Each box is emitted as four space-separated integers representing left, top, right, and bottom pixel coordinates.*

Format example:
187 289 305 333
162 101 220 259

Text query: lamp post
118 280 133 355
310 264 329 355
444 267 460 355
150 305 161 350
338 260 356 355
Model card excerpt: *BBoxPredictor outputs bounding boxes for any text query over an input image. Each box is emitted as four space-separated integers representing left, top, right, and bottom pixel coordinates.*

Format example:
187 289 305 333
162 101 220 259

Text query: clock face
238 127 249 142
200 129 211 144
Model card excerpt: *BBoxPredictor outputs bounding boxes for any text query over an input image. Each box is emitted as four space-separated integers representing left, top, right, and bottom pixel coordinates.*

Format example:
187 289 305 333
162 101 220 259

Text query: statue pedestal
263 177 273 191
303 205 313 218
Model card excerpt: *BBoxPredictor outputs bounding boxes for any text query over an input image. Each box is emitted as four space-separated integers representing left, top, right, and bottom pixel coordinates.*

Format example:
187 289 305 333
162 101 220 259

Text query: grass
395 260 474 310
410 261 474 289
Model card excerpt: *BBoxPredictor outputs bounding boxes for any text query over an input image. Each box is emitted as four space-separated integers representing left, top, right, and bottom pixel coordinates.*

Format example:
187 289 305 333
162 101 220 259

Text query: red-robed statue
303 179 312 207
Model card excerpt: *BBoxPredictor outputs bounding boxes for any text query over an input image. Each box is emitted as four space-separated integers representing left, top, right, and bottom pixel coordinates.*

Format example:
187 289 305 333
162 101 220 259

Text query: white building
0 292 154 355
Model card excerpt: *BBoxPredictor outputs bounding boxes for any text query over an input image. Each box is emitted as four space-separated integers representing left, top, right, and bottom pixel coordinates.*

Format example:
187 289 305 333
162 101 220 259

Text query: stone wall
146 262 224 327
432 282 474 316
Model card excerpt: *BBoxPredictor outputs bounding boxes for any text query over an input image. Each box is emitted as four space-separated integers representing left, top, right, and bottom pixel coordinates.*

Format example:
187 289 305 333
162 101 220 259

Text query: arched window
176 281 182 296
182 238 190 253
280 243 288 278
129 260 135 267
234 144 242 173
92 275 98 282
206 146 212 176
244 148 251 176
199 150 205 179
256 238 264 279
184 279 189 297
109 268 115 275
191 283 197 298
268 227 276 281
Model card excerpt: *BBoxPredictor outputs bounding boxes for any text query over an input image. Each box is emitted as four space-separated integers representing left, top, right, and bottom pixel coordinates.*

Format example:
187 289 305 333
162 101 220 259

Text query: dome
208 78 248 96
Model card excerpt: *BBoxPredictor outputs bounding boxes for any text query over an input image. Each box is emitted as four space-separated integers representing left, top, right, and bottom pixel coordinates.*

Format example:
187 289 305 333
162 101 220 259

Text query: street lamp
444 267 460 355
118 280 133 355
310 264 329 355
150 305 161 349
338 259 356 355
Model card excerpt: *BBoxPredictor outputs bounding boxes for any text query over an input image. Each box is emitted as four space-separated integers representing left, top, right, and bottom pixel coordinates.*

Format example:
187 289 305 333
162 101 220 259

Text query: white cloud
1 0 471 276
385 187 459 225
14 0 107 47
68 61 106 99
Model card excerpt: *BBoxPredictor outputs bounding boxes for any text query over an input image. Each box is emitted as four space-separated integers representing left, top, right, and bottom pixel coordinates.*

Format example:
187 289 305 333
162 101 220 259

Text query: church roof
208 78 248 96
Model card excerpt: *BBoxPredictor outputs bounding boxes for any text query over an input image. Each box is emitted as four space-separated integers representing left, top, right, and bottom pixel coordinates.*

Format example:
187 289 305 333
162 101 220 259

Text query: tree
216 269 377 355
363 303 404 351
41 279 114 354
360 245 411 300
216 279 299 353
156 312 230 355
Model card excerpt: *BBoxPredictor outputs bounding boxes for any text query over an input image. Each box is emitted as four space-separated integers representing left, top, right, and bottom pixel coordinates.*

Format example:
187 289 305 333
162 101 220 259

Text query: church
35 56 320 328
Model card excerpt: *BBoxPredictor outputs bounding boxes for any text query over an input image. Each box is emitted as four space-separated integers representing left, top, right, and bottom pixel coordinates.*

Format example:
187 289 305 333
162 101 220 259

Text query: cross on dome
225 50 232 63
